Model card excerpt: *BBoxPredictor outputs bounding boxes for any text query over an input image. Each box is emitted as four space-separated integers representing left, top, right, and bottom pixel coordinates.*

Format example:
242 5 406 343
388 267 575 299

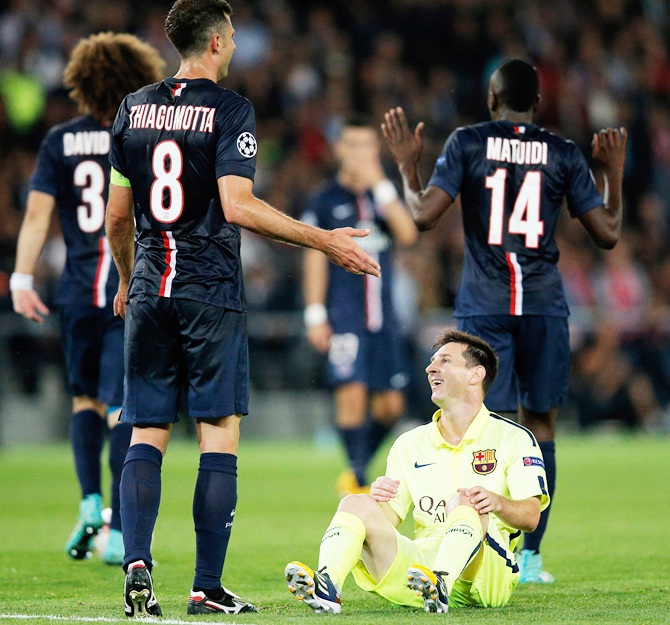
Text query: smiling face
425 341 482 407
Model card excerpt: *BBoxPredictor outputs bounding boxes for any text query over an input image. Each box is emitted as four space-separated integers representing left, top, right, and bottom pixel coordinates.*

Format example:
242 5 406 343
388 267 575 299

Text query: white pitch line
0 615 247 625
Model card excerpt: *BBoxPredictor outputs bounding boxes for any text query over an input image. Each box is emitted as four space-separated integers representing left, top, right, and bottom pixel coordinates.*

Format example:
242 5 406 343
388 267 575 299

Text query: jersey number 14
485 169 544 249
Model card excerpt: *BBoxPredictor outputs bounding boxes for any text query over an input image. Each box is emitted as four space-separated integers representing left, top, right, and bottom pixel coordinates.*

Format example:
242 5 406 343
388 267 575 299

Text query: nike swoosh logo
414 461 437 469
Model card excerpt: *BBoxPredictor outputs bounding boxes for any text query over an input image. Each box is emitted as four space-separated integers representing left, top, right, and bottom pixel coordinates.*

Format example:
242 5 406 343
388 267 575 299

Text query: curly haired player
11 32 164 565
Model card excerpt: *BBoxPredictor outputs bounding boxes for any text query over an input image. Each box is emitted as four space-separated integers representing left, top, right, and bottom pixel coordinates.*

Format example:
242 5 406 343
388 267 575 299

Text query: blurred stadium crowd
0 0 669 432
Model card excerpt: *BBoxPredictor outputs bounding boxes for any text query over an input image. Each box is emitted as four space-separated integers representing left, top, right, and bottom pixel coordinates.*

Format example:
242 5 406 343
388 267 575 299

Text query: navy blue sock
366 419 393 463
338 425 368 486
193 453 238 590
70 409 104 497
108 423 132 532
120 443 163 569
523 441 556 553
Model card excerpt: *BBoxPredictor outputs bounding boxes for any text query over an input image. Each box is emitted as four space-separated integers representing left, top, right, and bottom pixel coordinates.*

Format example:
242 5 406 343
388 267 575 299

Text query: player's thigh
516 316 569 413
351 530 425 608
122 294 181 424
458 316 518 413
177 301 249 419
98 312 125 407
59 306 105 399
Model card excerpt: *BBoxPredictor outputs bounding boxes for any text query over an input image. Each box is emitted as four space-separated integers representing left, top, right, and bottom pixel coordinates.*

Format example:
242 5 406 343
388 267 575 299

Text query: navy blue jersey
302 180 397 332
29 115 117 309
429 120 604 317
109 77 257 310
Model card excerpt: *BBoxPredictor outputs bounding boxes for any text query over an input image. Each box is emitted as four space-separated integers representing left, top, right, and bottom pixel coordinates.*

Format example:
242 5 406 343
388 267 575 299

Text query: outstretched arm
579 127 628 249
382 107 454 231
218 175 380 277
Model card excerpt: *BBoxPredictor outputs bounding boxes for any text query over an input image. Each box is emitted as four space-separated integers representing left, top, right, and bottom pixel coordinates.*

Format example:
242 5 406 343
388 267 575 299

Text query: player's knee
72 396 105 417
338 493 382 527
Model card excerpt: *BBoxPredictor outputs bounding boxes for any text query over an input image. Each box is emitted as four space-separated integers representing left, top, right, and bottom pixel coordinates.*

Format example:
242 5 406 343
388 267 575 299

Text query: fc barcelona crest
472 449 497 475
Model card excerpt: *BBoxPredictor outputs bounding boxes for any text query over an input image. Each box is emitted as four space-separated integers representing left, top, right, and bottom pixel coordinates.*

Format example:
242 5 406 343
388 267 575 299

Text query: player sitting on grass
285 329 549 613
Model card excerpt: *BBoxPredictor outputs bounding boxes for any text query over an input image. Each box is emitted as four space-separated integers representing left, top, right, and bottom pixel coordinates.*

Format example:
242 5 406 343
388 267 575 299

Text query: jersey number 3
74 160 106 233
150 140 184 223
486 169 544 249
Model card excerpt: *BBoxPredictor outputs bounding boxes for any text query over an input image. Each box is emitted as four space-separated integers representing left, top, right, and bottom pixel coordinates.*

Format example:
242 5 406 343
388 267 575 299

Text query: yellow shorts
351 522 519 608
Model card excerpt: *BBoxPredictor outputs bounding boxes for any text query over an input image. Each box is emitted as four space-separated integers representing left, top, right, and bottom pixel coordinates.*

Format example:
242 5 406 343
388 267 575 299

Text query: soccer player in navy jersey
11 33 164 565
382 59 627 583
105 0 380 617
302 114 417 496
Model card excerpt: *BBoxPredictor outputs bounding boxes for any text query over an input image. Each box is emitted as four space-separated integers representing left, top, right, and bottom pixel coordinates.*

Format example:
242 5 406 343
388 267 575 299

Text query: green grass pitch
0 433 668 624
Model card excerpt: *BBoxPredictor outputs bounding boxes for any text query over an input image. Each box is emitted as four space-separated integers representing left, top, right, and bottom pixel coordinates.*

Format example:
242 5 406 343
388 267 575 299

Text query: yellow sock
317 511 367 590
432 505 484 594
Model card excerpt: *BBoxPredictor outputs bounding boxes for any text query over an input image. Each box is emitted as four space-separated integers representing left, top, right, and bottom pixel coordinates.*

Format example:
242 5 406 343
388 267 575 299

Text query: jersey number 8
150 140 184 223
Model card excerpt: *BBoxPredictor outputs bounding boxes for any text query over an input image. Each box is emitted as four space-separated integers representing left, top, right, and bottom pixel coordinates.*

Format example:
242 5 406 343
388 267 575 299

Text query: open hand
592 127 627 175
324 228 381 277
381 107 425 168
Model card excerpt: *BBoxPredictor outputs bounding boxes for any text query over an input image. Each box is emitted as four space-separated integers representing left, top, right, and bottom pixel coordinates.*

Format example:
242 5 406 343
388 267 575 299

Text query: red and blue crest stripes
159 231 177 297
355 192 382 332
92 235 112 308
171 82 187 98
505 252 523 316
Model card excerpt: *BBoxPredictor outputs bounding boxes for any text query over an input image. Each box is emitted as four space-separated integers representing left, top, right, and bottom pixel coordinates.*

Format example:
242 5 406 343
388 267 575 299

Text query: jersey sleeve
384 441 413 522
29 130 60 197
215 97 257 181
109 97 131 178
427 128 465 200
505 431 550 512
564 142 604 218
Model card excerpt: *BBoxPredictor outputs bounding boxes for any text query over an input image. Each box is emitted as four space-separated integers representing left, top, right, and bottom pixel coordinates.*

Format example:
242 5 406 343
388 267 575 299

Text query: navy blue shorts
59 304 124 406
326 326 409 391
457 315 569 413
122 294 249 424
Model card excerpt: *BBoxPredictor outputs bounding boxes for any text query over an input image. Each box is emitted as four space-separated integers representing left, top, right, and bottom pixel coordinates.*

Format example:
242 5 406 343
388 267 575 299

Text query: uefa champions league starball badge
237 132 257 158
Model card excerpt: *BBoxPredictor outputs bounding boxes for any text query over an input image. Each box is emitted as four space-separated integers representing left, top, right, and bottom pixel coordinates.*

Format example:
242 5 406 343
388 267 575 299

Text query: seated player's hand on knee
455 486 501 515
369 476 400 502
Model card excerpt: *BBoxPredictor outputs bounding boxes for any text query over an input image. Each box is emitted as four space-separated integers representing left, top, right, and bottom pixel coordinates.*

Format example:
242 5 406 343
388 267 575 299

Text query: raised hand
381 107 425 168
592 127 628 175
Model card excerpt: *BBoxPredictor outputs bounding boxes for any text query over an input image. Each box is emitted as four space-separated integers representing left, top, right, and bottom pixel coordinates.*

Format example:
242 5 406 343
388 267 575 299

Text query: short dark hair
64 32 164 122
432 329 499 396
493 59 539 113
165 0 232 58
